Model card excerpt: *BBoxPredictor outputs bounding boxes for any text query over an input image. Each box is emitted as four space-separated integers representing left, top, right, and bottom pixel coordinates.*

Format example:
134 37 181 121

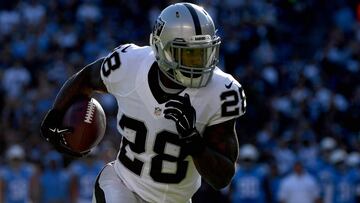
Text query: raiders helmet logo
153 17 165 37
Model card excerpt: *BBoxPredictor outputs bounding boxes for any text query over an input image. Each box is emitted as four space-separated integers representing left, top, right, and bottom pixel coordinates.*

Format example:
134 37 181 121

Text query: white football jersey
100 44 246 203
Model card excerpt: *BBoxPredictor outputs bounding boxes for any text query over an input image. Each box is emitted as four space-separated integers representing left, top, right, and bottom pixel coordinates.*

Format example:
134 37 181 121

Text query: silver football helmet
150 3 221 88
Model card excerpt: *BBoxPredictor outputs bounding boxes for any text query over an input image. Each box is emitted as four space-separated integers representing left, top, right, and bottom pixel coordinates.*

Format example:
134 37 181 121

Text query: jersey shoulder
210 67 243 91
199 67 246 125
100 44 153 83
100 44 154 93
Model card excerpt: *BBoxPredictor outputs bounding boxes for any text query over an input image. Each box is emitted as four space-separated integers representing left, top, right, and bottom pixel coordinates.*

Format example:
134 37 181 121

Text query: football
62 97 106 153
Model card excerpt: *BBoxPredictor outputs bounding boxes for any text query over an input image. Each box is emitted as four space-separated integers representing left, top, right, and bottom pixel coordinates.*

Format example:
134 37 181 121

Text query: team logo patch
153 17 165 37
154 107 162 116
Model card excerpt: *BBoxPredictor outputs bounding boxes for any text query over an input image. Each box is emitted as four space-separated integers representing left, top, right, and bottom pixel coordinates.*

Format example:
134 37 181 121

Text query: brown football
62 97 106 153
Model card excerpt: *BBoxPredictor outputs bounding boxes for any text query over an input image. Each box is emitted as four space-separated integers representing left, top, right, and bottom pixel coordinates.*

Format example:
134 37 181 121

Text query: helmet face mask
173 47 205 70
150 3 221 88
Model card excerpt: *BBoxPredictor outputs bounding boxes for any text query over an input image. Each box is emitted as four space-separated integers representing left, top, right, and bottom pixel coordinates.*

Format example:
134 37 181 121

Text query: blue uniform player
345 152 360 203
315 137 338 203
332 169 358 203
38 151 70 203
230 144 268 203
69 152 104 203
0 145 35 203
331 151 360 203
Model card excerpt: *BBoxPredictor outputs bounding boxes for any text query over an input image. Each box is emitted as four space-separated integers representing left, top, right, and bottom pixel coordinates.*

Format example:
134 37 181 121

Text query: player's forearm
192 147 235 190
52 70 93 111
52 59 106 112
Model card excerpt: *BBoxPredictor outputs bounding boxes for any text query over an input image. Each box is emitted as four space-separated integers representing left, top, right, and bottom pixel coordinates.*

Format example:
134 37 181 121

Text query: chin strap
158 71 183 94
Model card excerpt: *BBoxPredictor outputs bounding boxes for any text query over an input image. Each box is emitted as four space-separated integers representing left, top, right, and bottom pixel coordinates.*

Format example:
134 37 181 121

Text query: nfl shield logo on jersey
154 107 162 116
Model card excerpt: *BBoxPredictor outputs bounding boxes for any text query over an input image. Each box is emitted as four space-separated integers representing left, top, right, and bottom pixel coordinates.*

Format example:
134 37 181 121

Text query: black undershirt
147 62 185 104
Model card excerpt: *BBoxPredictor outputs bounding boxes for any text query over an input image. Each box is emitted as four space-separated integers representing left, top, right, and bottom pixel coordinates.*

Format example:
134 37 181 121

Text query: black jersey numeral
150 131 188 183
118 114 147 176
118 114 189 183
102 51 121 77
220 86 246 117
238 86 246 113
220 90 239 117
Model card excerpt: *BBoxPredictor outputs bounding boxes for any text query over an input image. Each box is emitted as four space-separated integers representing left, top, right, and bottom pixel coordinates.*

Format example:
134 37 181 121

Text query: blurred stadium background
0 0 359 202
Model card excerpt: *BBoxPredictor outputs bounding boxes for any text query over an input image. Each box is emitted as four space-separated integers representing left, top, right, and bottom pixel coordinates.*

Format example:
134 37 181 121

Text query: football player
0 145 36 203
230 144 268 203
69 150 104 203
40 3 246 203
37 151 71 203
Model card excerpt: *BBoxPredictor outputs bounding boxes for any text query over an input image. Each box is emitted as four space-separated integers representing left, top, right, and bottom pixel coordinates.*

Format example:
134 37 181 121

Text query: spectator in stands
278 160 321 203
1 61 31 99
265 160 282 203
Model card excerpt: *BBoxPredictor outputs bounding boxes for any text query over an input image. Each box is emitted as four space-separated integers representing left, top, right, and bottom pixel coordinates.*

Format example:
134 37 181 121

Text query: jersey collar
148 62 185 104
